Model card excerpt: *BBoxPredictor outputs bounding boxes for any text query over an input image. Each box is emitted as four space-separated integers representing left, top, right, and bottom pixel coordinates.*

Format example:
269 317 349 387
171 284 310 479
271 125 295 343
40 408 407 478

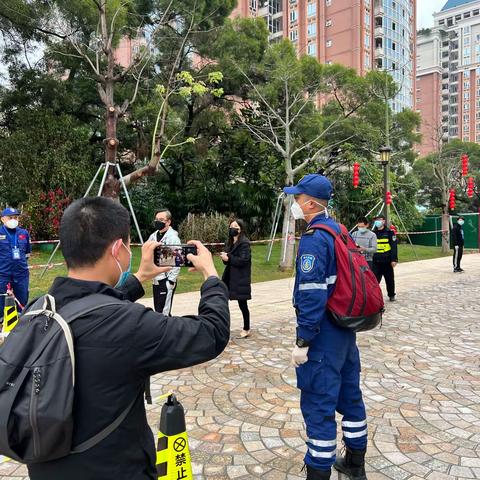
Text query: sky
417 1 450 29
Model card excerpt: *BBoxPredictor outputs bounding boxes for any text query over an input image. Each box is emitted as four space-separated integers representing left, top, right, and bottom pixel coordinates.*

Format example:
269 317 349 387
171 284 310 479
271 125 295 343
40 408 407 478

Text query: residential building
416 0 480 155
232 0 417 112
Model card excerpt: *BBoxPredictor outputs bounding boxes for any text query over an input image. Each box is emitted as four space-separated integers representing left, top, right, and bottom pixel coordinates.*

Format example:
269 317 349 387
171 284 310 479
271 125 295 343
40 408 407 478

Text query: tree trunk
279 172 296 271
441 188 450 253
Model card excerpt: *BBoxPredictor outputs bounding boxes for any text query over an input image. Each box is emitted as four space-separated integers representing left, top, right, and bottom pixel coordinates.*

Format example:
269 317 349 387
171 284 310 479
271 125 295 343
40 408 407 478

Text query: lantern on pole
461 154 469 177
352 162 360 189
467 177 475 198
385 191 392 205
449 188 456 210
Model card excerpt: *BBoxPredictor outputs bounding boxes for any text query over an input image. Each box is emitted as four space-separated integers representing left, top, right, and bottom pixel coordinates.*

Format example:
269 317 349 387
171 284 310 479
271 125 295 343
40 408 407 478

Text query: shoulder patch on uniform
300 254 315 273
392 235 397 242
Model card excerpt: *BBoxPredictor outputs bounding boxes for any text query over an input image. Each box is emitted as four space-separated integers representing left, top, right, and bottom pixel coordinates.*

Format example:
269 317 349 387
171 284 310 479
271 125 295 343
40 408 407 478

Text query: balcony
375 46 384 56
375 26 384 37
374 1 384 15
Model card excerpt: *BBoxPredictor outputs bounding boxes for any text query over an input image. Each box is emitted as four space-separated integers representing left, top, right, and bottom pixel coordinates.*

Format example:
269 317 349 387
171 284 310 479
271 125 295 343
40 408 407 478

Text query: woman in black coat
220 219 252 338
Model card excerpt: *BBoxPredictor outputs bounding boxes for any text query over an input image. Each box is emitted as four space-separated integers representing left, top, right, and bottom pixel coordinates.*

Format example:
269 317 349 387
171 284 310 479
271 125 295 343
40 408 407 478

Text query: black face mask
154 220 166 231
229 228 240 237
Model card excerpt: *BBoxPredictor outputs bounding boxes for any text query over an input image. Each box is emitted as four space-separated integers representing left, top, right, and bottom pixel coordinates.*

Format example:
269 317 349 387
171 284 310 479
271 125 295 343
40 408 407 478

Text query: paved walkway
1 254 480 479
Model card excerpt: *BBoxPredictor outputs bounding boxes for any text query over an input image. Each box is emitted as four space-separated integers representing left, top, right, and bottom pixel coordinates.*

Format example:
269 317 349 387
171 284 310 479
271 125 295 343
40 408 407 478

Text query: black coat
221 238 252 301
27 274 230 480
452 223 464 247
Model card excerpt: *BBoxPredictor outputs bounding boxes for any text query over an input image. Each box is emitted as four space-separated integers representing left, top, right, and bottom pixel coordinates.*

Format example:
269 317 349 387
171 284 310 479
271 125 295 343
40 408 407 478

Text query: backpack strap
310 224 340 238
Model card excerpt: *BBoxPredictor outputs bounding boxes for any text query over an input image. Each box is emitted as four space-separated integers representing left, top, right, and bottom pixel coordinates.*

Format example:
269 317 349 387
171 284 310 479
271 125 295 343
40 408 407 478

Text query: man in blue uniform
0 207 31 312
285 175 368 480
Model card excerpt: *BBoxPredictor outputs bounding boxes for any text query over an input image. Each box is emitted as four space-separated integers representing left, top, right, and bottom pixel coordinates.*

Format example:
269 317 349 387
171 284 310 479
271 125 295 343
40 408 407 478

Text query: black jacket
452 223 464 247
221 238 252 301
28 274 230 480
373 227 398 263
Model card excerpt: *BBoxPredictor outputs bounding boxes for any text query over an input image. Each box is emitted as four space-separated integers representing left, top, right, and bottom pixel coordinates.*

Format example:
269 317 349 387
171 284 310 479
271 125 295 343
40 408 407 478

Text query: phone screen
154 245 197 267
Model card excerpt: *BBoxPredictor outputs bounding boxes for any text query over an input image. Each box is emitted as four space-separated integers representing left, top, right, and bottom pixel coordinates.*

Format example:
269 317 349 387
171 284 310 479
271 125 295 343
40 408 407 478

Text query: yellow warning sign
3 301 18 333
156 394 193 480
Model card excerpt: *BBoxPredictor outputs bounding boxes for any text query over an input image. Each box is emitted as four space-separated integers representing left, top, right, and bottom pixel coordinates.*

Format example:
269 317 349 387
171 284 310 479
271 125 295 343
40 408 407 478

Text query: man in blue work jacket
0 207 31 312
285 175 368 480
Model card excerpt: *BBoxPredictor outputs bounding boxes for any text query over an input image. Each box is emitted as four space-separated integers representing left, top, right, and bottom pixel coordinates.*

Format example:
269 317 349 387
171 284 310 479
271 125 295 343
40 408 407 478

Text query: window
365 53 370 67
464 82 470 89
326 19 332 27
464 103 470 110
464 70 471 78
392 22 396 31
326 40 332 47
326 0 332 5
464 25 471 34
307 2 316 16
365 13 370 26
290 10 298 22
290 29 298 41
464 37 470 47
365 34 370 48
308 23 317 37
308 43 317 56
439 19 445 25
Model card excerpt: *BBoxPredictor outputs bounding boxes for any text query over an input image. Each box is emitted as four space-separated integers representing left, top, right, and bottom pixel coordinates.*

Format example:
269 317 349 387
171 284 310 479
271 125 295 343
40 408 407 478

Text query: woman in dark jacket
220 219 252 338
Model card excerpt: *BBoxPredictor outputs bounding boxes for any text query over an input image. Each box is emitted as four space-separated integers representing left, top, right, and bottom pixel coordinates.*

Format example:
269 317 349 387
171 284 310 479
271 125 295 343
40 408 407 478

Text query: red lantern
390 224 397 234
385 191 392 205
352 162 360 189
467 177 475 198
449 188 456 210
461 154 469 177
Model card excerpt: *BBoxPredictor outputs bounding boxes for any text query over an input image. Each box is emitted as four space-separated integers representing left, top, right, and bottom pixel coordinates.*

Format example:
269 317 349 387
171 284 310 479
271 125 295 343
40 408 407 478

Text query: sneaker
389 296 396 302
453 268 461 273
458 268 465 272
238 330 251 339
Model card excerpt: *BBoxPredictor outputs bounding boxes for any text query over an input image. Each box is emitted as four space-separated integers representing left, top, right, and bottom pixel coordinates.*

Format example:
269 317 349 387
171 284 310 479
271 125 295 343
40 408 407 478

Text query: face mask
229 228 240 237
358 227 367 233
154 220 166 231
291 200 327 221
112 241 132 288
374 220 384 229
458 220 464 226
5 219 18 229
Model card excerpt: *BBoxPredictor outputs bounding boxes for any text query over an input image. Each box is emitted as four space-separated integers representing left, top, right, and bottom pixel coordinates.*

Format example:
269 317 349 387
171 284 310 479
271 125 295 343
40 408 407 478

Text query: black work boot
333 447 367 479
303 464 331 479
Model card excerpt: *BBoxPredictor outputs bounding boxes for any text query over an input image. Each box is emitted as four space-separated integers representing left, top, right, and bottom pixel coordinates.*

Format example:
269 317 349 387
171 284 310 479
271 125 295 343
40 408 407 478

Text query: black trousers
153 278 177 315
238 299 250 331
453 245 464 270
372 261 395 298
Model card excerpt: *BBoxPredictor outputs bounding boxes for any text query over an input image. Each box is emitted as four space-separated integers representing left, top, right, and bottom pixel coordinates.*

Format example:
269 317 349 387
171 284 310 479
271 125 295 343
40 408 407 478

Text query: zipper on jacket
29 367 41 458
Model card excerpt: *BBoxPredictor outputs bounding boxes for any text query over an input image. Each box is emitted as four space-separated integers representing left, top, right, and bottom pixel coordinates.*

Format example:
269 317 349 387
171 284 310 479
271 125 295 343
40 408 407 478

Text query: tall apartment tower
232 0 416 113
417 0 480 156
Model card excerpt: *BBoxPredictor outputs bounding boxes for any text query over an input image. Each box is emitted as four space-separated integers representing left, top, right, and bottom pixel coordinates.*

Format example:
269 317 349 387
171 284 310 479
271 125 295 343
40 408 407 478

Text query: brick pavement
1 254 480 479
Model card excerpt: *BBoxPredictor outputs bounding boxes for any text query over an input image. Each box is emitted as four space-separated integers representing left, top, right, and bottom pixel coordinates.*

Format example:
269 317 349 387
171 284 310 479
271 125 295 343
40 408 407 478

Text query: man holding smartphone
148 209 181 315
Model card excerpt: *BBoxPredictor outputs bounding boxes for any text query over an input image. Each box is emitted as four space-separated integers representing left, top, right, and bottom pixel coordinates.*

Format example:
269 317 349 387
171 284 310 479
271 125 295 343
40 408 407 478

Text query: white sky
417 1 450 29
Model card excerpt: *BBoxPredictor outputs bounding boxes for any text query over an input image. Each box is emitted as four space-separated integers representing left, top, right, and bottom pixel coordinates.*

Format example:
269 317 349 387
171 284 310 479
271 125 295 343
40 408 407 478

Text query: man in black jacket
372 215 398 302
452 216 465 273
27 197 230 480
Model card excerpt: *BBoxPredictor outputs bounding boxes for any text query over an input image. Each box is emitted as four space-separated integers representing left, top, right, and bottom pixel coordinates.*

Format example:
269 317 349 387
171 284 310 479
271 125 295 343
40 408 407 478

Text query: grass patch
28 242 450 298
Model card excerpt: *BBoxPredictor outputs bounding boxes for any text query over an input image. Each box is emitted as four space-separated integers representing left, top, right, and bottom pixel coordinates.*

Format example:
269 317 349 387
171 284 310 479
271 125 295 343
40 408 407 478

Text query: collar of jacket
307 212 328 228
48 276 126 305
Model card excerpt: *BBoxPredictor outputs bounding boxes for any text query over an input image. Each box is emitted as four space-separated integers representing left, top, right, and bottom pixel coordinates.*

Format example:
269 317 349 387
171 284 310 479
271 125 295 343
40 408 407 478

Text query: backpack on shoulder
310 223 384 332
0 293 136 464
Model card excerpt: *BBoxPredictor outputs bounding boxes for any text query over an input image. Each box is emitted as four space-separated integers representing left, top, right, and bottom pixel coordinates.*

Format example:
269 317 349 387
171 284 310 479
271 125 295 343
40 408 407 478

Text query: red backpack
310 223 384 332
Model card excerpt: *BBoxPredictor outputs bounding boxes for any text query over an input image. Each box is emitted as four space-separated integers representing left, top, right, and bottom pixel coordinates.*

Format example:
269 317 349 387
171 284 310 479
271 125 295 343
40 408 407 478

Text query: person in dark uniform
372 215 398 302
452 216 465 273
220 219 252 338
0 207 31 312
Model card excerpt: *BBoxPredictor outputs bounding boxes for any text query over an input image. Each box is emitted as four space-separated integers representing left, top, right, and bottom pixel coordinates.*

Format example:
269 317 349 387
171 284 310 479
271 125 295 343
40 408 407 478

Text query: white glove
291 345 309 367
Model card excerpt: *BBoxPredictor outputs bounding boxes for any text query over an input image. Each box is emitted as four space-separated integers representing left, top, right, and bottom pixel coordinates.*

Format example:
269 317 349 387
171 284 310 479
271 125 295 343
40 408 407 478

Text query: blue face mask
374 220 384 229
112 241 132 288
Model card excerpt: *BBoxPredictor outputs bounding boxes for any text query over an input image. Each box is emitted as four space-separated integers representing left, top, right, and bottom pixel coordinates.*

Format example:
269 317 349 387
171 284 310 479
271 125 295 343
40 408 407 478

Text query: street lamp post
379 146 392 225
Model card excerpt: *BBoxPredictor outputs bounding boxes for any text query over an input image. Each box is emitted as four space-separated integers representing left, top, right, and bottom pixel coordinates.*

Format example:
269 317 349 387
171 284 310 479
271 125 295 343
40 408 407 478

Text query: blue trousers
296 325 367 471
0 275 29 312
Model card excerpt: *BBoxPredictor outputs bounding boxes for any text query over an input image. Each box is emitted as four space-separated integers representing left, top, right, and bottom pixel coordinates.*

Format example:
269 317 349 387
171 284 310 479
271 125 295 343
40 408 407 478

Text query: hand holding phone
186 240 218 280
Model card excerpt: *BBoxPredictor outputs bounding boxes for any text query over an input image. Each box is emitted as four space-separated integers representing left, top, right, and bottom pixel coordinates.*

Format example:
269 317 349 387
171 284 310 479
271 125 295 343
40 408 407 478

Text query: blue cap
1 207 21 216
283 174 333 200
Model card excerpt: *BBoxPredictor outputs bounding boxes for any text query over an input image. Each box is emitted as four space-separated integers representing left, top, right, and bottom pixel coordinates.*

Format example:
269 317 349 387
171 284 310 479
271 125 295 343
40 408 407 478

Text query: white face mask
458 220 464 226
290 200 327 221
5 219 18 229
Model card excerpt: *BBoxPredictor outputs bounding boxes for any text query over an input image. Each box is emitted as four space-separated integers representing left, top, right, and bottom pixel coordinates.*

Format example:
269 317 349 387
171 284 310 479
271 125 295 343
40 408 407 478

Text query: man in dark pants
372 215 398 302
27 197 230 480
452 216 465 273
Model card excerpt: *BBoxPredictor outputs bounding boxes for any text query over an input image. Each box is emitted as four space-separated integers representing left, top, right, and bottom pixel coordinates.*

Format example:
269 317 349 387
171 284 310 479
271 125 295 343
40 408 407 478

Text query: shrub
179 212 231 244
20 188 72 240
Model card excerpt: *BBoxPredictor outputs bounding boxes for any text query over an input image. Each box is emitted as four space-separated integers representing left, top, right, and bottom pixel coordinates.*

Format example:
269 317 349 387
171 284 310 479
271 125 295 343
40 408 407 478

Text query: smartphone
154 244 197 267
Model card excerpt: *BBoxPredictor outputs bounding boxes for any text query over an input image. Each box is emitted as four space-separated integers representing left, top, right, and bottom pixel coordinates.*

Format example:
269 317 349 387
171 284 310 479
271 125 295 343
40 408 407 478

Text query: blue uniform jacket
0 225 31 277
294 214 350 357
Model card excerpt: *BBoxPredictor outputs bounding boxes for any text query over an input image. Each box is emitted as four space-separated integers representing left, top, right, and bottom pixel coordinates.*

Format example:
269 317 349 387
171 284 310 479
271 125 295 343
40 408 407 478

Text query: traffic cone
2 294 18 335
156 394 193 480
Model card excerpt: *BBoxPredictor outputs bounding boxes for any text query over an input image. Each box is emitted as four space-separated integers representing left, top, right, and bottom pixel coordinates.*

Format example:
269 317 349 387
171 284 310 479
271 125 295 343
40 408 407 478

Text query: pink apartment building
417 0 480 155
233 0 416 113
